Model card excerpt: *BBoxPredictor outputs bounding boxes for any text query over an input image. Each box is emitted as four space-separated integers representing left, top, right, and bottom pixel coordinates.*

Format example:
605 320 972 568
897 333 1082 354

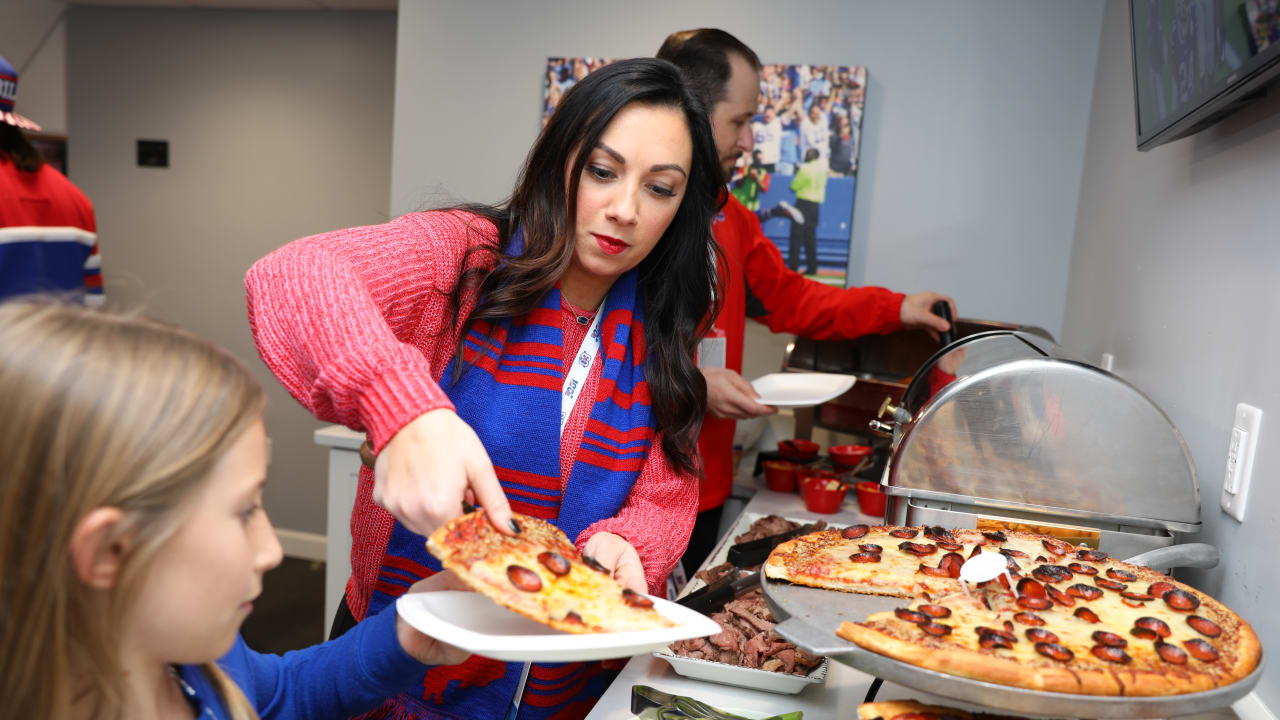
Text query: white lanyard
509 295 606 720
559 297 605 437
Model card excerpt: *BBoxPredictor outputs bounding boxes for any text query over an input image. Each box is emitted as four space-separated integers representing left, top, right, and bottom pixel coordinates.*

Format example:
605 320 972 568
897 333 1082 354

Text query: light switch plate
1221 403 1262 522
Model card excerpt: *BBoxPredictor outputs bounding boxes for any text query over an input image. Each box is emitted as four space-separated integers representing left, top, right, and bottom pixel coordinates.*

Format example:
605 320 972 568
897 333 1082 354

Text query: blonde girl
0 300 468 720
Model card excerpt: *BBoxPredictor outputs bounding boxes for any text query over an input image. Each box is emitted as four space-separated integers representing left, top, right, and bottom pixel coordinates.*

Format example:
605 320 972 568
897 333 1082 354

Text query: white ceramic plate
750 372 855 407
395 591 722 663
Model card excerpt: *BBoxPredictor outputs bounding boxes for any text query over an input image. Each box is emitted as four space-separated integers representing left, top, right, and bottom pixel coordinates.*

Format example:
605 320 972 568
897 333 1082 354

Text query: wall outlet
1220 403 1262 522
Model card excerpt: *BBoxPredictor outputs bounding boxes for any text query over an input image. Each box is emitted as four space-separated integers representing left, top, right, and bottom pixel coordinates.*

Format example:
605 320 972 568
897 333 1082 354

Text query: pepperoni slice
1016 577 1047 598
1092 630 1128 648
1187 615 1223 638
538 551 571 577
507 565 543 592
999 547 1030 559
969 544 985 559
563 610 584 625
1046 585 1075 607
1068 562 1099 576
934 540 964 552
1135 616 1172 638
1163 588 1201 612
860 543 883 553
982 530 1008 543
583 555 611 575
898 541 938 556
979 632 1014 650
921 621 952 636
919 604 952 619
1074 606 1101 623
1148 581 1176 598
1076 548 1109 562
1066 583 1104 600
1156 641 1189 665
895 608 928 624
1094 577 1128 592
975 626 1017 643
841 524 870 540
889 528 920 539
937 552 965 579
1120 591 1153 602
918 563 952 577
1016 596 1053 610
1183 638 1220 662
622 588 654 608
1106 568 1138 582
1032 565 1073 584
923 526 956 542
1091 645 1132 664
1042 538 1073 556
850 551 882 563
1013 612 1046 626
1130 626 1159 640
1035 642 1074 662
1025 628 1060 644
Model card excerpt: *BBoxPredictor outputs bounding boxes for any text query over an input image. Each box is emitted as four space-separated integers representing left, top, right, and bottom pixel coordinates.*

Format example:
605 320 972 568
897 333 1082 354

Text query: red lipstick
592 233 627 255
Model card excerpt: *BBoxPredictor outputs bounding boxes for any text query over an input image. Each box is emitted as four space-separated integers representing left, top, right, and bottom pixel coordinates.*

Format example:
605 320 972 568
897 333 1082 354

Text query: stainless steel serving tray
762 574 1263 719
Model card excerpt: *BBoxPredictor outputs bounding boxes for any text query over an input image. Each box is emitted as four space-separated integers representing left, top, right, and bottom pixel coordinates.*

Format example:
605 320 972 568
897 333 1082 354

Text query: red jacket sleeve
245 211 495 450
740 211 906 340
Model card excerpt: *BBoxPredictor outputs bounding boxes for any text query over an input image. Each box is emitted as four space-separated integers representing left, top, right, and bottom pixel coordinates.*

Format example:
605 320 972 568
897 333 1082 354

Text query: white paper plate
396 591 722 663
652 648 828 695
750 372 855 407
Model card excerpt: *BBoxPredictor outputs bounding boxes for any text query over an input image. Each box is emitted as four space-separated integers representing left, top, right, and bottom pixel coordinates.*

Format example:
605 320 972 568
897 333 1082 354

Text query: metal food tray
763 577 1264 719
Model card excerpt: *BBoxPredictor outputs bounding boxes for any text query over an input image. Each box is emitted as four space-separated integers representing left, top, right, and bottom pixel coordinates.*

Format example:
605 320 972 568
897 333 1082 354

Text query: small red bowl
763 460 799 492
777 438 820 461
829 444 872 471
854 481 887 517
800 475 849 513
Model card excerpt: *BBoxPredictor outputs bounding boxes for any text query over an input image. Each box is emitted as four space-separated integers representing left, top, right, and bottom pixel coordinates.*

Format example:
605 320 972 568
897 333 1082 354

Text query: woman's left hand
581 532 646 593
395 570 474 666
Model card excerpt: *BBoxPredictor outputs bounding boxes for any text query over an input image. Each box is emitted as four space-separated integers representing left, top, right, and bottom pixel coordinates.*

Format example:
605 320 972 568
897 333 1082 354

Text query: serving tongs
675 568 760 614
726 522 822 567
630 684 802 719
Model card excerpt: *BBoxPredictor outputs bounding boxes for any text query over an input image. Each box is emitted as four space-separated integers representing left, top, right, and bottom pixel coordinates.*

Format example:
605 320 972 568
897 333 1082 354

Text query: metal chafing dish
872 329 1200 560
757 330 1266 718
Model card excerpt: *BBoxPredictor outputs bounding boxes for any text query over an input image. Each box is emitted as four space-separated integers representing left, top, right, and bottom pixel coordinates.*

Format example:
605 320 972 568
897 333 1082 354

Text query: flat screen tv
1131 0 1280 150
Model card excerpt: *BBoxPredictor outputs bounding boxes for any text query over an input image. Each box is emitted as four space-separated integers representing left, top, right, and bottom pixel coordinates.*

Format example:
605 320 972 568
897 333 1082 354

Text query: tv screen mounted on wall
1131 0 1280 150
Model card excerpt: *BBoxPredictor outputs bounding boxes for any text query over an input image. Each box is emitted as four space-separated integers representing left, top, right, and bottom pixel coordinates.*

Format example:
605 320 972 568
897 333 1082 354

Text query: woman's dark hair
0 124 45 173
446 57 725 475
656 29 762 111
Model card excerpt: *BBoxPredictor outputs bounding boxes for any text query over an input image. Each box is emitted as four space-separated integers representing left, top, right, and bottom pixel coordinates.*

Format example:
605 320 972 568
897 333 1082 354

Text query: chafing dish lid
887 331 1200 528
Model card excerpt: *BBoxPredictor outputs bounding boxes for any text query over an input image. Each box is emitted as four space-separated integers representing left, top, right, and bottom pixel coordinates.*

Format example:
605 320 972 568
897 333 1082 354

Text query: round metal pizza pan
763 577 1264 719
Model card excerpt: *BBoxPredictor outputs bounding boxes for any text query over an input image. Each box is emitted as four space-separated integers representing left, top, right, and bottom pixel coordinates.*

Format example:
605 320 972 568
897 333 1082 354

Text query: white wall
1 0 68 136
390 0 1104 341
67 7 398 535
1065 0 1279 708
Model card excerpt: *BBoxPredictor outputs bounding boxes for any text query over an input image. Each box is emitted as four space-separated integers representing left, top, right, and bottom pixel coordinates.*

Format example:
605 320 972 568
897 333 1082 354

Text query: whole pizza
427 511 674 633
764 524 1260 696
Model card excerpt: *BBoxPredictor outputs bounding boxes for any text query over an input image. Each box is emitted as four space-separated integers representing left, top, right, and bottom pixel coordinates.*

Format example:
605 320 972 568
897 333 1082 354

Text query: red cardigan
246 210 697 618
697 194 905 511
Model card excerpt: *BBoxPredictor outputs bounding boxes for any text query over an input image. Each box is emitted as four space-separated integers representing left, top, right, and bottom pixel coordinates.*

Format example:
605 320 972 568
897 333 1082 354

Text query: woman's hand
373 408 515 538
899 291 956 341
702 367 777 420
581 532 646 594
394 571 473 666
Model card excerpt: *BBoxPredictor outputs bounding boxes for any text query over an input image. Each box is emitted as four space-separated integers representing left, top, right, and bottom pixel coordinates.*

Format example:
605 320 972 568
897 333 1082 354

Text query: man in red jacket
657 30 955 575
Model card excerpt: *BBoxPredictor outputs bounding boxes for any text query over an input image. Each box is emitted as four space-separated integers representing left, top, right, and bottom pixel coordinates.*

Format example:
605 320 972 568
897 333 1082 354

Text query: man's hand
703 367 777 420
373 408 515 539
394 570 473 666
581 532 646 594
900 291 957 341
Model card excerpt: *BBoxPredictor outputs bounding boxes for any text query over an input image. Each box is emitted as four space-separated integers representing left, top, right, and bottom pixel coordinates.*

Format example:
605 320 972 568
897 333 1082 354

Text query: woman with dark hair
246 57 722 719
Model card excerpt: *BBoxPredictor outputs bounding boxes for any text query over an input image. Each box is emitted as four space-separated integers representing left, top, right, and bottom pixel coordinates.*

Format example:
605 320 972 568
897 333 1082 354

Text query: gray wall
390 0 1104 340
1065 0 1279 707
67 7 397 535
1 0 68 136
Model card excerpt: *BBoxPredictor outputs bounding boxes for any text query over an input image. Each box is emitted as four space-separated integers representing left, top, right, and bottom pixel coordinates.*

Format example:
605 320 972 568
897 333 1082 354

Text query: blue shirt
175 602 423 719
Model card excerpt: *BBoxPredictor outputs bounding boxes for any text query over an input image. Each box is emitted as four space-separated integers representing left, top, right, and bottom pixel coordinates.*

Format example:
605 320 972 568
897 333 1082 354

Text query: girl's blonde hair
0 300 266 720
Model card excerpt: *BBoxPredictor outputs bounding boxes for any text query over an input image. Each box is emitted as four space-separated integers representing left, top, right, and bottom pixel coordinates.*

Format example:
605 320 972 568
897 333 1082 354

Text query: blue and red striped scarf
359 260 654 720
